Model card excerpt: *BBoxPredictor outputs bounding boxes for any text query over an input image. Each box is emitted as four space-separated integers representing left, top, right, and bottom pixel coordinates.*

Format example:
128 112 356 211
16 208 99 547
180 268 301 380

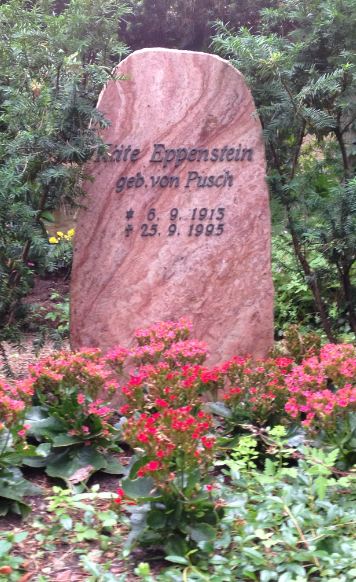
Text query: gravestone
71 48 274 363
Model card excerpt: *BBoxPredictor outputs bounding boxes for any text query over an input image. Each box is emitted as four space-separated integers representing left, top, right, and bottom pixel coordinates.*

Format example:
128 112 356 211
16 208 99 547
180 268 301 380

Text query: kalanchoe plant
284 343 356 465
119 318 223 416
21 348 125 482
111 319 223 558
118 405 221 558
209 356 295 429
0 380 40 516
119 362 223 416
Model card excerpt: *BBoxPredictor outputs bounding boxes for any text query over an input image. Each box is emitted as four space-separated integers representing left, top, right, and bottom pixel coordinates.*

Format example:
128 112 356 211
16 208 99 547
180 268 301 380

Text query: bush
0 380 40 516
20 348 125 482
284 343 356 465
209 430 356 582
108 319 222 558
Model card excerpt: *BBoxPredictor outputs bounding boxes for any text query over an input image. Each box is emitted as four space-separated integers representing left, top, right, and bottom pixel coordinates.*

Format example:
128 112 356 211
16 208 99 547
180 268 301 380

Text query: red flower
155 398 169 408
201 436 215 449
119 404 130 415
114 487 125 504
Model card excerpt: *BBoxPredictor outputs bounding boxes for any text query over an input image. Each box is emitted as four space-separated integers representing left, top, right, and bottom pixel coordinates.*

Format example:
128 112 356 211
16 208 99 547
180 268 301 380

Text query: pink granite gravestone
71 48 274 363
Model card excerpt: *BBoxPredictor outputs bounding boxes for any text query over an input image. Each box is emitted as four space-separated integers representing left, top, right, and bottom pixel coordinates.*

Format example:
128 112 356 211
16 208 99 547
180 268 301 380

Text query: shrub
45 228 75 276
212 355 294 428
285 344 356 464
20 349 125 482
210 432 356 582
0 380 40 516
113 319 222 558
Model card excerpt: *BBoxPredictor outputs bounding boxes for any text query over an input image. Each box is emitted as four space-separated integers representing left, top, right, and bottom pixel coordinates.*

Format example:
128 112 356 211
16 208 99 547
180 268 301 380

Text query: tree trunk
288 212 336 342
341 264 356 335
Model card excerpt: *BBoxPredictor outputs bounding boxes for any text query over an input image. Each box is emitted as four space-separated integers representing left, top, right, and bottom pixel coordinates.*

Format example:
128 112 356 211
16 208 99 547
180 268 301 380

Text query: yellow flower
56 231 64 238
67 228 75 238
48 236 59 244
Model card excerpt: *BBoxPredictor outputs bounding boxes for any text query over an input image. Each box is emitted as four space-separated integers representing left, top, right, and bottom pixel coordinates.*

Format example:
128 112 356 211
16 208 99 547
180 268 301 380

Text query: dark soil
0 458 151 581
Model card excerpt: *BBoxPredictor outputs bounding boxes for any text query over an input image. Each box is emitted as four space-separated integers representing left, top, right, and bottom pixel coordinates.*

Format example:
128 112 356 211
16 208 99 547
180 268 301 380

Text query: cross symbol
125 224 133 237
126 209 134 220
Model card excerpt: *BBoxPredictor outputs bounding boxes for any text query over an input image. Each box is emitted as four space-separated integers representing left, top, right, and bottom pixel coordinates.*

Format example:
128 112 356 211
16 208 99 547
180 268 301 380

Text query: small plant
118 406 221 559
43 292 70 337
0 531 29 581
112 320 223 559
273 324 323 363
20 349 125 482
33 485 121 549
31 291 71 349
46 229 75 277
285 343 356 465
0 380 40 516
209 355 294 429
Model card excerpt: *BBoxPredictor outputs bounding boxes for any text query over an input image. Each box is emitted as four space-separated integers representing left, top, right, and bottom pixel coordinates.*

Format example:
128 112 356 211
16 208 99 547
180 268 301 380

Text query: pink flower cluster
219 356 294 425
17 348 123 444
0 381 26 428
164 339 208 365
26 349 117 400
104 346 129 374
284 344 356 429
134 318 192 347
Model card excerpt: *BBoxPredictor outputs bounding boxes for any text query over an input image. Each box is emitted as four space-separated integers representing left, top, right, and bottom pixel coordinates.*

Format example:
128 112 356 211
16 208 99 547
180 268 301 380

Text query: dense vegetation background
0 4 355 579
0 0 355 351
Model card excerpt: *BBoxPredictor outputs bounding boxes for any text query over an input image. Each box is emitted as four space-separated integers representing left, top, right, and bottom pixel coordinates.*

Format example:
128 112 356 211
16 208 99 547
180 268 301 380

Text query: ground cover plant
0 319 355 580
0 380 40 517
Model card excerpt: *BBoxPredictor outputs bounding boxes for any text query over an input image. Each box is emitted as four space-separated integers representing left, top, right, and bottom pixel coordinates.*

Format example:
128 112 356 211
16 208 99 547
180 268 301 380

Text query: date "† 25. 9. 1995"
135 207 226 238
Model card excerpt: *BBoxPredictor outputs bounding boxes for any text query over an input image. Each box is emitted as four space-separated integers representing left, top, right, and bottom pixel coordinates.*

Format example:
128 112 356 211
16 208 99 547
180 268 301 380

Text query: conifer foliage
213 0 356 339
0 0 129 339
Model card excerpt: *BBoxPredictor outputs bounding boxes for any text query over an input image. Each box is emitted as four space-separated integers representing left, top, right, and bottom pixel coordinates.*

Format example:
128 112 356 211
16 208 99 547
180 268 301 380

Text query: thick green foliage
213 0 356 340
0 0 129 340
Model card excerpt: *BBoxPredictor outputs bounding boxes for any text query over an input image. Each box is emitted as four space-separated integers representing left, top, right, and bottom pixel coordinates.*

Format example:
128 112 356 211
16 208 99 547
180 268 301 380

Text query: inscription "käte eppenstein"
95 143 254 166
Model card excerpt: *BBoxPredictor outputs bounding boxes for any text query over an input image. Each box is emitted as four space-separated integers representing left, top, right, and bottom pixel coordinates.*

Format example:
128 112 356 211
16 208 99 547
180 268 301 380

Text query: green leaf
314 476 329 499
36 443 52 457
260 571 276 582
13 531 29 543
187 523 216 543
243 547 265 564
41 210 55 222
128 455 150 479
52 434 83 447
146 509 167 529
81 555 102 576
184 467 201 493
165 555 189 565
164 535 189 558
0 540 12 557
45 446 107 482
102 456 125 475
76 527 98 541
60 515 73 530
207 402 232 418
121 477 156 499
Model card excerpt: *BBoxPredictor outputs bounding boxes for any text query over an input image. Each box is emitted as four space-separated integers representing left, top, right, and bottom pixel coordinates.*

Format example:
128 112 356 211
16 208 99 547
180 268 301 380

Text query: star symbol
126 209 134 220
